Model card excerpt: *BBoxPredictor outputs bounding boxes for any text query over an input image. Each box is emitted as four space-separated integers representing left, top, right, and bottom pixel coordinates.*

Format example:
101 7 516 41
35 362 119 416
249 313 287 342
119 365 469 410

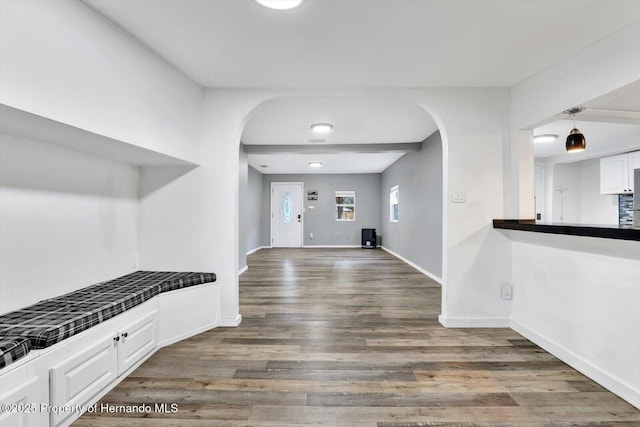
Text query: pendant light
563 107 586 153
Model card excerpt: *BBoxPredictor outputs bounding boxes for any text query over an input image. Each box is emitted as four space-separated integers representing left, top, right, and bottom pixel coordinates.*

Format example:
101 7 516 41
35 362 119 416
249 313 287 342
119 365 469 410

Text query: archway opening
235 93 449 318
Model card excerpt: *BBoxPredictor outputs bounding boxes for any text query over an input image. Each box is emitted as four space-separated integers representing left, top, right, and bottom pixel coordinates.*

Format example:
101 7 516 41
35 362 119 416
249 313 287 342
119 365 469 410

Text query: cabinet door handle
113 336 120 342
122 332 128 338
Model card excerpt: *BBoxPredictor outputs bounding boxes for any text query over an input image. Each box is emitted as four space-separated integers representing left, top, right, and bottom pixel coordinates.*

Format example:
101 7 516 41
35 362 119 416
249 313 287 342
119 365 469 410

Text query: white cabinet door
628 151 640 193
600 154 630 194
117 310 157 376
50 337 117 426
0 377 43 427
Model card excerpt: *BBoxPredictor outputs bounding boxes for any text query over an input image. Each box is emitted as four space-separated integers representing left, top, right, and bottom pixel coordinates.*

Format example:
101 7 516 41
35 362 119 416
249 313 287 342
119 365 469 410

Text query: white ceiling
533 80 640 163
533 120 640 163
83 0 640 173
85 0 640 88
249 152 406 175
242 95 437 173
242 96 437 145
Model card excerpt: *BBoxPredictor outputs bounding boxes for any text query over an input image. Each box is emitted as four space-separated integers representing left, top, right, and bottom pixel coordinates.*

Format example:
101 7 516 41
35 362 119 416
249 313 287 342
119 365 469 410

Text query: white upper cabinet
630 151 640 193
600 151 639 194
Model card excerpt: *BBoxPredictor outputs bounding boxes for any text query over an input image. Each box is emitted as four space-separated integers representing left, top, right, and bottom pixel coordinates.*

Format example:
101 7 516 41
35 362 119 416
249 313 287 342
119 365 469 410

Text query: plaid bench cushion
0 336 31 368
0 271 216 350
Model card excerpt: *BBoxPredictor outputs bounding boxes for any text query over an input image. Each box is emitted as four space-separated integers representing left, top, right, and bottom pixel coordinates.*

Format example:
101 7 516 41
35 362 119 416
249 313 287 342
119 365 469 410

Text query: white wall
0 134 139 314
551 163 581 223
579 159 619 225
0 0 203 163
138 90 269 327
509 232 640 408
550 159 618 225
511 21 640 131
509 21 640 220
419 89 513 327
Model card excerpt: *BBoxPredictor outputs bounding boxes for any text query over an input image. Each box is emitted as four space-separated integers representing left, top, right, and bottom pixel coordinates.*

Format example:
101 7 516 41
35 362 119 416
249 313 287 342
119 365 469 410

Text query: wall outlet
309 232 313 239
501 284 513 300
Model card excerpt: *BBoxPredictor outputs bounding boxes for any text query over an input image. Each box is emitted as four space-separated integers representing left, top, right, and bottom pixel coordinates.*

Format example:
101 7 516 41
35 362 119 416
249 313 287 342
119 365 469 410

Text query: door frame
270 182 304 248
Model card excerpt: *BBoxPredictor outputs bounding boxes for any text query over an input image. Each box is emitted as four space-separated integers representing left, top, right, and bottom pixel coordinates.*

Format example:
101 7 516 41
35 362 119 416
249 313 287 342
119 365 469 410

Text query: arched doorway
235 93 449 319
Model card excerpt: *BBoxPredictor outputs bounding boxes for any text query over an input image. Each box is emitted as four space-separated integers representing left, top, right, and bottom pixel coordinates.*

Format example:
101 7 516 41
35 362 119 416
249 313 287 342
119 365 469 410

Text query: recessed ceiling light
308 162 323 168
533 134 558 143
255 0 304 10
310 123 333 134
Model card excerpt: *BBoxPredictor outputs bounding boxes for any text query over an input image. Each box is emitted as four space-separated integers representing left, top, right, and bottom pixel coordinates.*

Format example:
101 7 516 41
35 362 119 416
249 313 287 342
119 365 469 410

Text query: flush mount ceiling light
255 0 304 10
563 107 586 153
310 123 333 134
308 162 323 168
532 134 558 143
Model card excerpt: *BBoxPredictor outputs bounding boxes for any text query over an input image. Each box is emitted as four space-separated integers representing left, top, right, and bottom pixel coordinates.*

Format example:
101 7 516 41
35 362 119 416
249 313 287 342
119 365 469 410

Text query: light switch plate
451 191 466 203
501 284 513 300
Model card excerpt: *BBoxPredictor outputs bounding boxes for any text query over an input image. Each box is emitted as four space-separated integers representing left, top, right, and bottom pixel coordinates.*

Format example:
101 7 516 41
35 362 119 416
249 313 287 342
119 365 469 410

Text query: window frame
389 185 399 223
335 190 356 221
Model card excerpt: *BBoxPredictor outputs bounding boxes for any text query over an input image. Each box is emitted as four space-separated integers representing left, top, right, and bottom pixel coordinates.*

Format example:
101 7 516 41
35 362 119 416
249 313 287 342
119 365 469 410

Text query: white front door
271 182 303 247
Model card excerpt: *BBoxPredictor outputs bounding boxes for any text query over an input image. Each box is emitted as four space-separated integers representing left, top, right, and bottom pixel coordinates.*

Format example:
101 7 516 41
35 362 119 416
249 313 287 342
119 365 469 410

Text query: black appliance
361 228 376 249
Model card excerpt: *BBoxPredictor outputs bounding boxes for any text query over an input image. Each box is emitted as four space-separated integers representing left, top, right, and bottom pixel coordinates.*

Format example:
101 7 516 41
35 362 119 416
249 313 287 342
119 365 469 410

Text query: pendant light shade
563 107 586 153
565 128 586 152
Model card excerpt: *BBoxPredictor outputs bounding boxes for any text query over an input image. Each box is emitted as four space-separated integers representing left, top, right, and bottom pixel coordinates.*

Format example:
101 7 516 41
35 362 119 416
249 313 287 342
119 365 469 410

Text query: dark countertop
493 219 640 242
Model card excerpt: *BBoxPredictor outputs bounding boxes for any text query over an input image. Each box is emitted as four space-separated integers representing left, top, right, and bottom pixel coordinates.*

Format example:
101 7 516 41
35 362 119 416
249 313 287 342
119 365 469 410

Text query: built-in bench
0 271 216 366
0 270 219 427
0 336 31 369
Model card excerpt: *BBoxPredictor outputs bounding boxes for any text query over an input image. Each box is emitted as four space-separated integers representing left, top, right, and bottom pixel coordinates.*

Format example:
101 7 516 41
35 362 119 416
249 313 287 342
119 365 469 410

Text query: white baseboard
381 246 442 284
511 319 640 409
438 315 510 328
238 265 248 276
303 245 361 248
218 314 242 327
247 246 268 256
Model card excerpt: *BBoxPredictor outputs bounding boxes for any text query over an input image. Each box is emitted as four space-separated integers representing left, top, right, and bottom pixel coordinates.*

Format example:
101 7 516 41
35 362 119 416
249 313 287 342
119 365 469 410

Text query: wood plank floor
74 248 639 426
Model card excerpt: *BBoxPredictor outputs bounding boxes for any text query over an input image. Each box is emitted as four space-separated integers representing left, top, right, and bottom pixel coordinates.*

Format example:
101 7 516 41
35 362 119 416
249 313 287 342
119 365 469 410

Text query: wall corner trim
510 319 640 409
246 246 269 256
218 314 242 327
438 315 510 328
381 246 442 284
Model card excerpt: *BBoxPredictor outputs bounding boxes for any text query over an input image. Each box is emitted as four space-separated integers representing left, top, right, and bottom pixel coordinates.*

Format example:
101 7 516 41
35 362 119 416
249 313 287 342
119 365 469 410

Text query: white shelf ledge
0 104 197 167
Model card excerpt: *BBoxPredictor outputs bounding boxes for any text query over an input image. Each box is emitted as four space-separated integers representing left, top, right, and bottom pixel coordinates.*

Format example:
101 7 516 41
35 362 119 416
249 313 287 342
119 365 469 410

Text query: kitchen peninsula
493 218 640 408
493 219 640 241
